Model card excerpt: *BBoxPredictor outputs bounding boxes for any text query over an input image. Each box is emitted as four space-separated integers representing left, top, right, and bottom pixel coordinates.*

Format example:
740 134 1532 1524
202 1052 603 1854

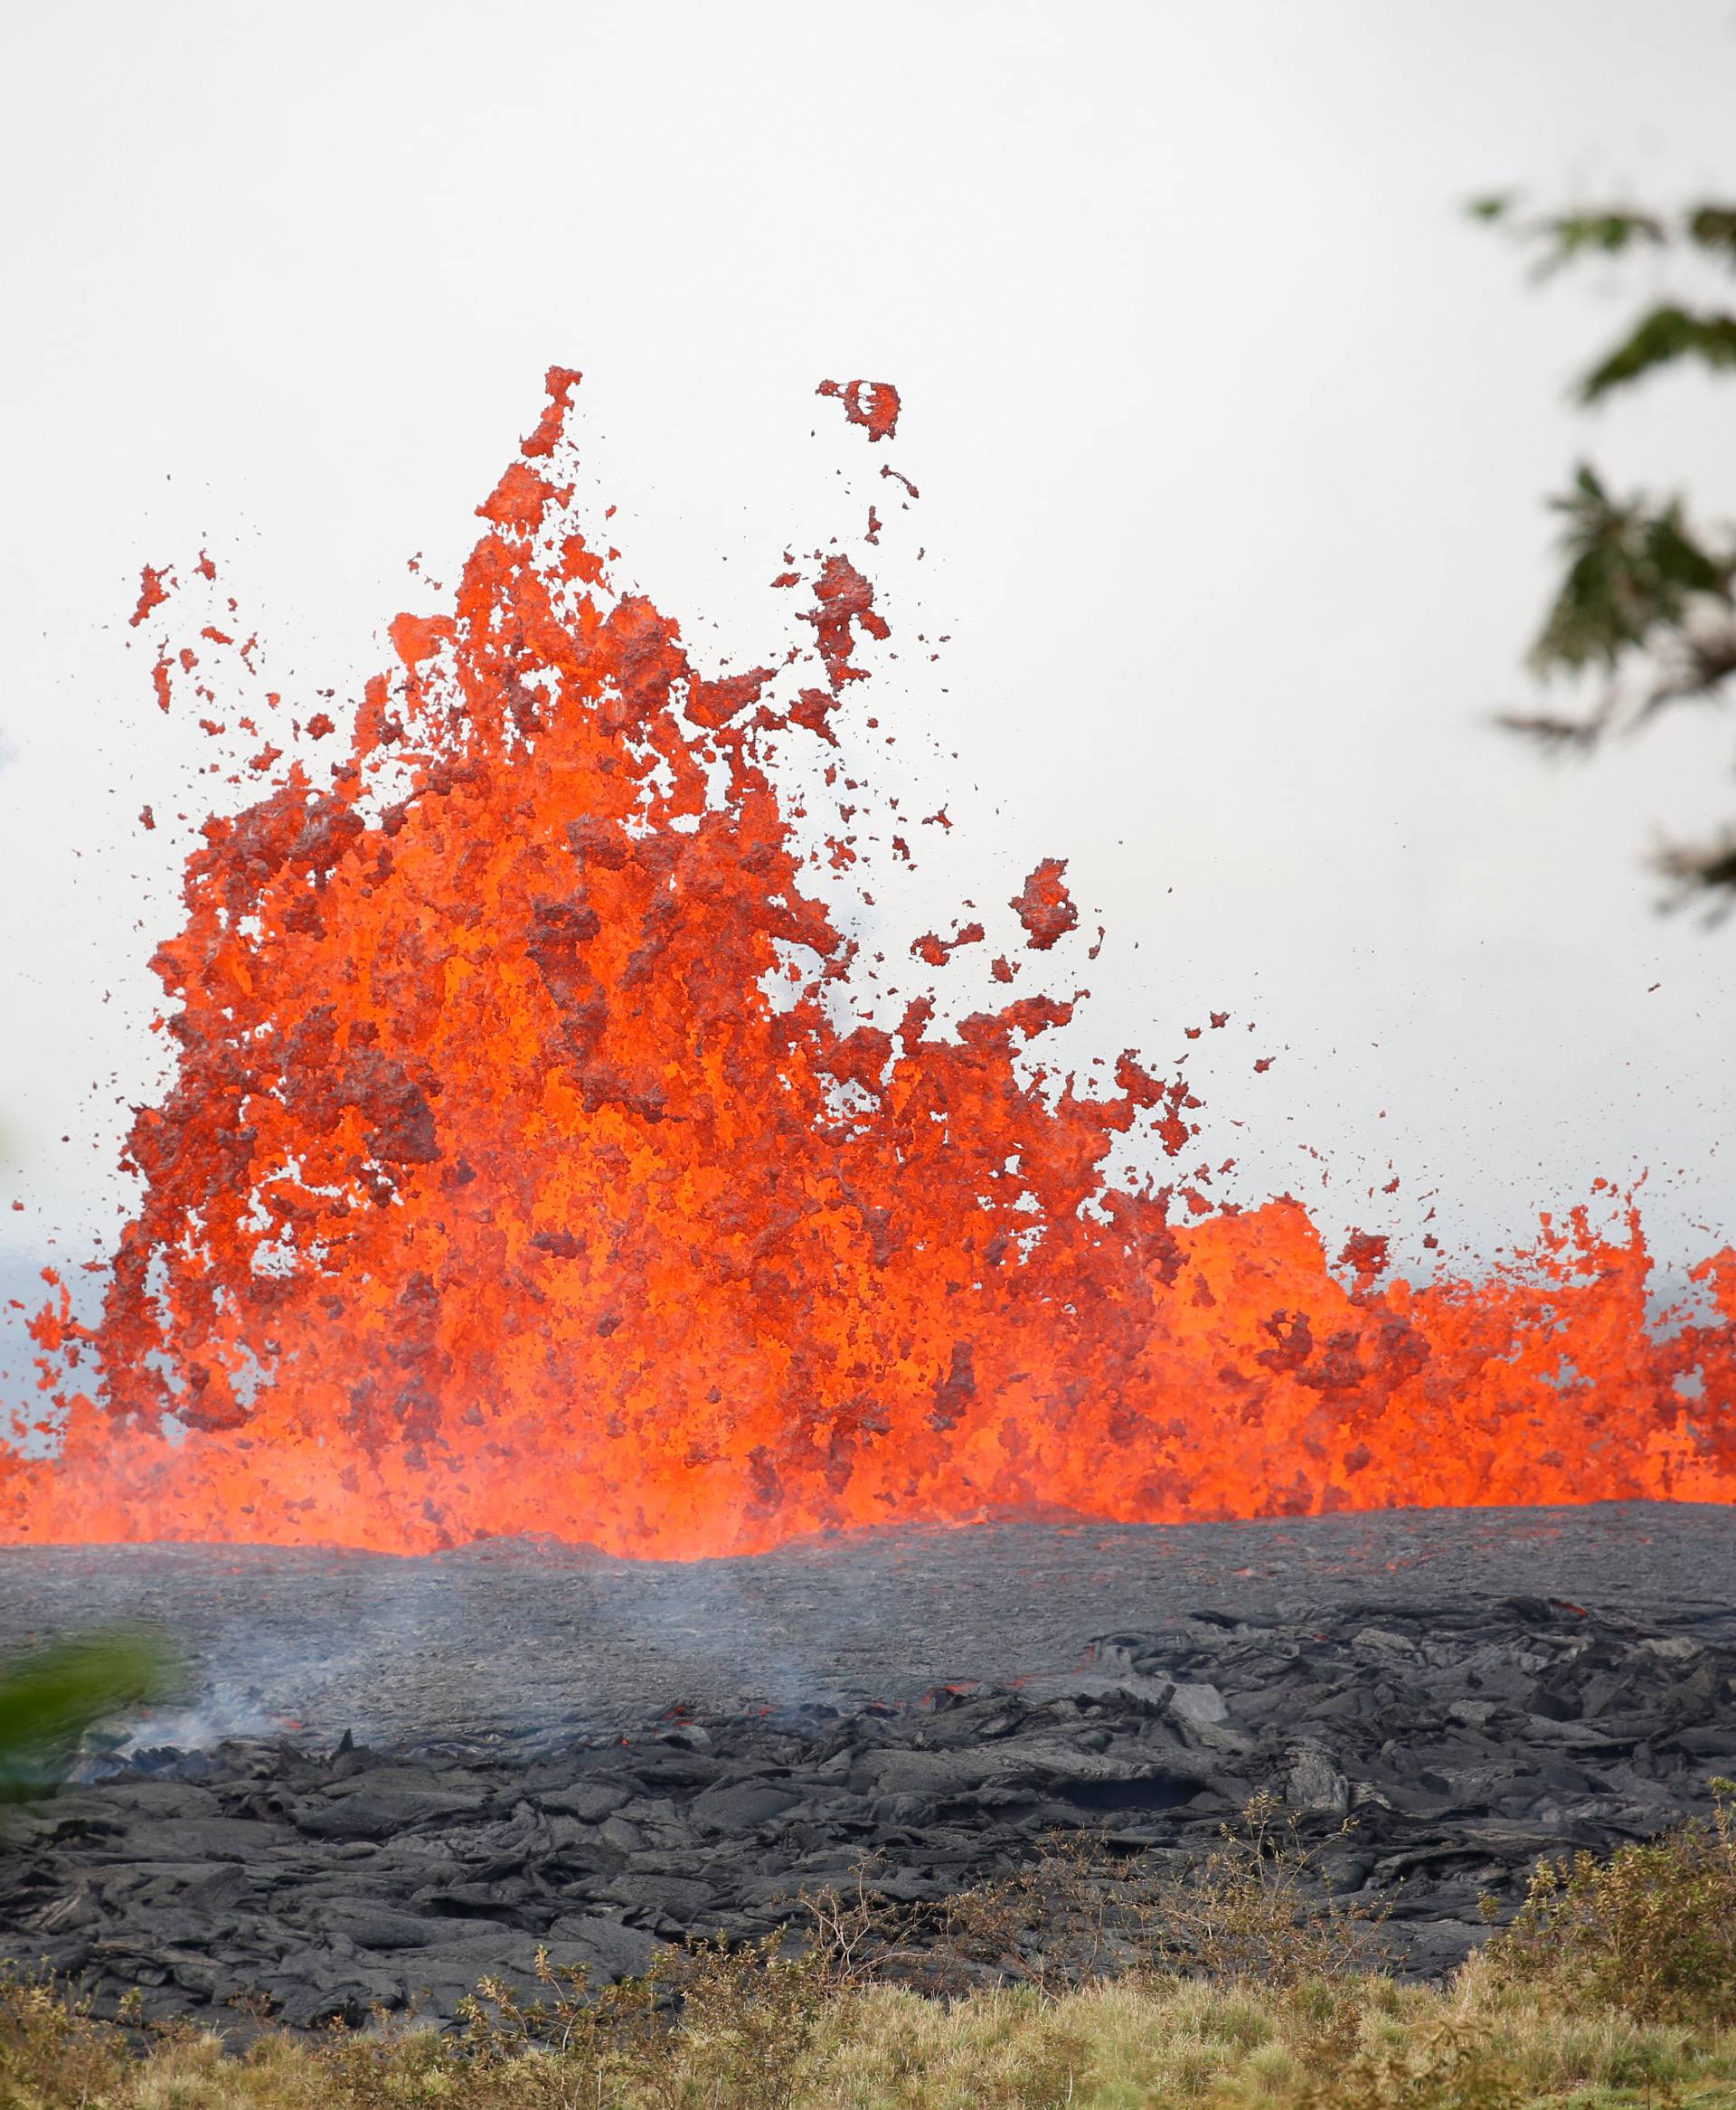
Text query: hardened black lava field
6 1504 1736 2030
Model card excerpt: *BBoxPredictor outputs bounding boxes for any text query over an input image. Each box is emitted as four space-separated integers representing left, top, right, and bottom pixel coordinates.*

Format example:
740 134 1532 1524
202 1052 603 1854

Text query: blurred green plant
0 1631 178 1804
1475 189 1736 913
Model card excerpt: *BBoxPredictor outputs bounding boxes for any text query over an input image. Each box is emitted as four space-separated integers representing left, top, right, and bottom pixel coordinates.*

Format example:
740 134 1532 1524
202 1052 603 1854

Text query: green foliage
1476 184 1736 910
1471 193 1732 282
1539 208 1668 277
1526 467 1730 678
0 1630 177 1802
1689 204 1736 260
1579 305 1736 402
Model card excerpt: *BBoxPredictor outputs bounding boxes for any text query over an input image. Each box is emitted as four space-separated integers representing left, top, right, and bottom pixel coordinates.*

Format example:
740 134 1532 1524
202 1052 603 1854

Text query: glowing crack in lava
5 369 1736 1556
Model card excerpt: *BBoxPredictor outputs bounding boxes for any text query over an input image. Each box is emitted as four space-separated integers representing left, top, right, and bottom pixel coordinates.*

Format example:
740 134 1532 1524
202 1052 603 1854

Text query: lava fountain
5 370 1734 1556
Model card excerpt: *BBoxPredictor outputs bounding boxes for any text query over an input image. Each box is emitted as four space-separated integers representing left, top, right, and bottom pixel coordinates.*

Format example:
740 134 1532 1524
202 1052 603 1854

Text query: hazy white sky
3 0 1735 1314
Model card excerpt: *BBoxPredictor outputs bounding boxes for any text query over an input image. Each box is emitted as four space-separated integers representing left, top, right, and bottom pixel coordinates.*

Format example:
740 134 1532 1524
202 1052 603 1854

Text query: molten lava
5 369 1734 1555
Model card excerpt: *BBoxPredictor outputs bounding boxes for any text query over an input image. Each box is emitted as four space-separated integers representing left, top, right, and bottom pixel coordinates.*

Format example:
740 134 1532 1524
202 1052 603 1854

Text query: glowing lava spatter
5 370 1735 1555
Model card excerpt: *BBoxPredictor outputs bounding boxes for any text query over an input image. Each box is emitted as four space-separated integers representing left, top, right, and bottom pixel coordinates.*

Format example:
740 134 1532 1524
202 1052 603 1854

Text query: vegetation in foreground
8 1963 1736 2110
10 1787 1736 2107
0 1632 177 1802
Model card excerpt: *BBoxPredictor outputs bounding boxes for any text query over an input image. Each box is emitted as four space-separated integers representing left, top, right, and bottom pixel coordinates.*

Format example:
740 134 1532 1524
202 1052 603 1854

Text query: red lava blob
5 369 1735 1556
817 379 901 442
1012 858 1080 951
128 566 174 629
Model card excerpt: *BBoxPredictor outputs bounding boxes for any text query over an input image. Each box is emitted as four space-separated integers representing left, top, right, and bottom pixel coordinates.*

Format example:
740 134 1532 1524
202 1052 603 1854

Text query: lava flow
5 369 1735 1556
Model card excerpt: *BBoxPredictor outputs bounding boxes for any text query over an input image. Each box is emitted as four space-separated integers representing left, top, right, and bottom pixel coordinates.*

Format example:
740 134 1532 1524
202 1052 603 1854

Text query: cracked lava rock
5 1503 1736 2030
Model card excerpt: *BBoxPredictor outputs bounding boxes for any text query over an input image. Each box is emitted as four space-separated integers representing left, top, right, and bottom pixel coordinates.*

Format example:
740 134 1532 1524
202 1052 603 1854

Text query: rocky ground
3 1503 1735 2030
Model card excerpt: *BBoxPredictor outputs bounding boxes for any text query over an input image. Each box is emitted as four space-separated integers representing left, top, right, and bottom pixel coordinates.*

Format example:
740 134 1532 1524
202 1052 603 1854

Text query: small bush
1137 1789 1391 1991
447 1936 831 2110
1483 1777 1736 2025
804 1792 1386 1998
1297 2015 1522 2110
0 1968 133 2106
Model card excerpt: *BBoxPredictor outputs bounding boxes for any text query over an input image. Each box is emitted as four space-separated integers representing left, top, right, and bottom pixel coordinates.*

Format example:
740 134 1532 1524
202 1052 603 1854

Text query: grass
7 1964 1736 2110
11 1792 1736 2107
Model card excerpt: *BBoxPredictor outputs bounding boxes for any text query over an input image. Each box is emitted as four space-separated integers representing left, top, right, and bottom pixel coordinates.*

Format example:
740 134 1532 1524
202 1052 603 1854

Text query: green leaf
1685 203 1736 262
1579 306 1736 401
1540 208 1667 275
1529 468 1730 677
1467 196 1666 277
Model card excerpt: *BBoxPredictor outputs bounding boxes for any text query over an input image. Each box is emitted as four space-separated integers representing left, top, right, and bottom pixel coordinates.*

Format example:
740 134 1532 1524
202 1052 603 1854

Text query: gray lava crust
3 1502 1736 2030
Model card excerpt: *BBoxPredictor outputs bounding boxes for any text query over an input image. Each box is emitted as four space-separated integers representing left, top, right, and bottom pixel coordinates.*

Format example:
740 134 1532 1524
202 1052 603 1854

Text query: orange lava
5 370 1735 1556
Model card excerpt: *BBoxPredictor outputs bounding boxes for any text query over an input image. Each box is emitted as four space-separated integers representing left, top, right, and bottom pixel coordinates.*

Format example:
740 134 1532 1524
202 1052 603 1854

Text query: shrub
1482 1777 1736 2025
1297 2014 1522 2110
803 1792 1387 1999
0 1968 132 2107
1134 1788 1390 1991
451 1935 831 2110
